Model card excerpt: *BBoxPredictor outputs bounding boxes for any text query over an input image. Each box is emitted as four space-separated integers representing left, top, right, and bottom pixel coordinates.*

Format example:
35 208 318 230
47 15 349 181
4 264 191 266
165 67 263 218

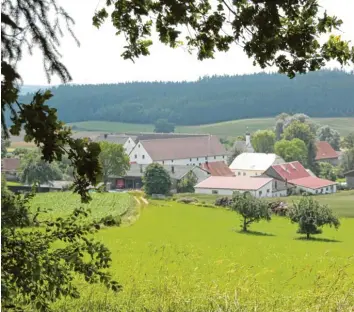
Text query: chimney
140 164 143 173
171 166 175 173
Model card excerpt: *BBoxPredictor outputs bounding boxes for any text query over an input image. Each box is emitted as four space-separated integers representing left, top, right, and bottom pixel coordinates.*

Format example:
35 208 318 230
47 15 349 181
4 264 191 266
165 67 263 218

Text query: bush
177 197 198 204
99 215 122 227
268 201 289 216
214 197 233 207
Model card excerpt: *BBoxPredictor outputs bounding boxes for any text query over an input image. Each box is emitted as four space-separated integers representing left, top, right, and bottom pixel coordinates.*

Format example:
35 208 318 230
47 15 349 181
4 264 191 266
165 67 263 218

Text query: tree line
18 70 354 126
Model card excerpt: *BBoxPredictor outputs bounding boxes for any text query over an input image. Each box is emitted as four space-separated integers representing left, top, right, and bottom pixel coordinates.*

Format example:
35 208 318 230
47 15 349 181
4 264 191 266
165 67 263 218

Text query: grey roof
111 164 208 180
94 134 131 145
233 141 254 153
126 132 208 143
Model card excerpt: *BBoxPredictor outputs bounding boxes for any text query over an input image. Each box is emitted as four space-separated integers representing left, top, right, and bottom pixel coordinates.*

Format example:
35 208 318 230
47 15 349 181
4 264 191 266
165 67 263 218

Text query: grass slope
175 190 354 218
54 198 354 311
70 117 354 137
29 192 135 223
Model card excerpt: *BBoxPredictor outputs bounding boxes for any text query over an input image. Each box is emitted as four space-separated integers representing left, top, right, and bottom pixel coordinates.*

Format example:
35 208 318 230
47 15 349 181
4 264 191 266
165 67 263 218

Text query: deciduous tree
340 148 354 173
143 163 171 195
318 162 337 181
177 171 198 193
274 138 308 167
99 142 130 186
317 126 341 150
154 119 175 133
231 192 271 232
94 0 354 78
341 132 354 149
251 130 275 153
19 151 63 186
288 197 340 239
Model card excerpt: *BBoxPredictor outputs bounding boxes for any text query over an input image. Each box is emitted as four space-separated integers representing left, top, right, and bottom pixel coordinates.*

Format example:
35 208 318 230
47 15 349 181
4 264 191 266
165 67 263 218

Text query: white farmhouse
229 153 285 177
129 135 227 165
94 134 136 155
194 176 273 198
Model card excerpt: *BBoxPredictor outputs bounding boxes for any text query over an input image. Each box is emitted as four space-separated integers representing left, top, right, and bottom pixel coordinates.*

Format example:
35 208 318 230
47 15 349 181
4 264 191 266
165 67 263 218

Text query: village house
264 161 337 195
344 170 354 189
109 164 210 192
94 134 137 155
315 141 340 166
129 135 227 165
1 158 21 181
229 152 285 177
194 176 273 198
200 161 234 176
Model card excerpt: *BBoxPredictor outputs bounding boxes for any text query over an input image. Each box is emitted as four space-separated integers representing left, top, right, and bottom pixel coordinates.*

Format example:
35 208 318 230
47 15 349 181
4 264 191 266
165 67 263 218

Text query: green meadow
69 117 354 137
34 191 354 312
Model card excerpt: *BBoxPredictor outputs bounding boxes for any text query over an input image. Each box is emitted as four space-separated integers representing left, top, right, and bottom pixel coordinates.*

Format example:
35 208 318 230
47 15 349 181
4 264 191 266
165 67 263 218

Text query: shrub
214 197 233 207
177 197 198 204
99 215 122 227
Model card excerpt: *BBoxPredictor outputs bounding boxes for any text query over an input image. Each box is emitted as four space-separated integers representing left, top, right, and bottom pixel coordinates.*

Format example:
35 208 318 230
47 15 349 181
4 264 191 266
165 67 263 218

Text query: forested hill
20 70 354 125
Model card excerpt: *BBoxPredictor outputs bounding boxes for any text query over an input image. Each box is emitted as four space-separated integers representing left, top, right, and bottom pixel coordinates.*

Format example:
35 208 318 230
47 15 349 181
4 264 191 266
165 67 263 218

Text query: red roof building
1 158 21 172
288 176 336 190
269 161 310 181
201 161 234 176
315 141 339 161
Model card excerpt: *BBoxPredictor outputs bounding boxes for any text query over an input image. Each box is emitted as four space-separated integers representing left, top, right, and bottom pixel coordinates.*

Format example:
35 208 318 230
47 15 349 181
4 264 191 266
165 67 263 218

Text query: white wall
231 169 265 177
272 190 288 197
129 143 153 164
156 155 227 166
195 180 273 198
129 142 227 165
294 184 337 195
123 137 136 155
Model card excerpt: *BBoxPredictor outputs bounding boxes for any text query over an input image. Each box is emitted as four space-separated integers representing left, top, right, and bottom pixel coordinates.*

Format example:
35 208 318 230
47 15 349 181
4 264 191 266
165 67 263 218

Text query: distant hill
19 70 354 125
19 85 49 95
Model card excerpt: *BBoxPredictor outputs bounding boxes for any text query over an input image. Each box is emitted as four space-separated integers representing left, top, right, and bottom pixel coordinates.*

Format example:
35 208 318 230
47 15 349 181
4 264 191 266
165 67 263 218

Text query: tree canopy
94 0 354 78
154 119 175 133
342 132 354 149
288 197 340 239
251 130 275 153
316 125 341 150
274 138 308 167
99 142 130 185
143 163 172 195
16 71 354 126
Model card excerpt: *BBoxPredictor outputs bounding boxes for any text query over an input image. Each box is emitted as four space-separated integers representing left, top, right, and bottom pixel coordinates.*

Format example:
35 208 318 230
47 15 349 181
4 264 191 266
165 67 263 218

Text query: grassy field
175 190 354 218
29 192 136 223
69 117 354 137
51 195 354 311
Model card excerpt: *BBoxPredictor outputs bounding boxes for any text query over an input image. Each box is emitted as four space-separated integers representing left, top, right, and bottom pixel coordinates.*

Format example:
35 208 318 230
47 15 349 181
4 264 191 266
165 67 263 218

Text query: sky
18 0 354 85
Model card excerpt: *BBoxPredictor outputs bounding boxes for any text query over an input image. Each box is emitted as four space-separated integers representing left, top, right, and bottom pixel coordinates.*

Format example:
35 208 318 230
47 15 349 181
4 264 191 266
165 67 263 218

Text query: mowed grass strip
69 117 354 137
29 192 135 222
53 199 354 312
175 190 354 218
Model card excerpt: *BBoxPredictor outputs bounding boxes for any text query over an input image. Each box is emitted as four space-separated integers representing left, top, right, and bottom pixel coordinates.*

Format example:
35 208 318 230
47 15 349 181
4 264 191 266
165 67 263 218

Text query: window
238 172 241 176
243 172 246 176
190 158 192 161
212 190 218 194
267 189 270 193
162 161 164 164
325 187 328 191
255 173 258 176
205 157 208 160
134 154 137 159
222 156 225 159
330 185 333 190
199 163 202 166
214 156 216 159
171 160 174 163
259 190 262 196
142 155 145 159
197 158 199 161
138 144 140 148
275 181 278 189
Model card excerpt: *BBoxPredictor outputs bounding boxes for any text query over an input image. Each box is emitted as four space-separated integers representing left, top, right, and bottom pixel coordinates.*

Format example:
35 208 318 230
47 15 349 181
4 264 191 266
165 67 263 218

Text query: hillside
70 117 354 137
19 70 354 126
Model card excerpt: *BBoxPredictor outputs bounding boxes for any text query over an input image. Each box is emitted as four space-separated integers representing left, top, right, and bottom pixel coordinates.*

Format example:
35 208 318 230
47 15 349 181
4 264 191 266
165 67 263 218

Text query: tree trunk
243 218 247 232
306 232 310 240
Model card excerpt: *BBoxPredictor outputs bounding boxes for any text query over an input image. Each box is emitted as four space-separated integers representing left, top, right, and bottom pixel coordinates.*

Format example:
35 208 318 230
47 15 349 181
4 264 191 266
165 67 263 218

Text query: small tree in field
231 192 271 232
143 163 171 195
288 197 340 239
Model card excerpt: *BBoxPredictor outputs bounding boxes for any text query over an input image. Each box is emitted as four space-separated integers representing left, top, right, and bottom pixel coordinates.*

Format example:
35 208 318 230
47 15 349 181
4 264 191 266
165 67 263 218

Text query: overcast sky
18 0 354 85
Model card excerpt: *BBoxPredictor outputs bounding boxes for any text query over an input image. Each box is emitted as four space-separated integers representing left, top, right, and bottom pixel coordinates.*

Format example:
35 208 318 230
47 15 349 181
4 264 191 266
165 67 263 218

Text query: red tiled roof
1 158 21 172
141 135 226 161
195 176 273 191
201 161 234 176
272 161 310 181
315 141 338 160
289 176 336 189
